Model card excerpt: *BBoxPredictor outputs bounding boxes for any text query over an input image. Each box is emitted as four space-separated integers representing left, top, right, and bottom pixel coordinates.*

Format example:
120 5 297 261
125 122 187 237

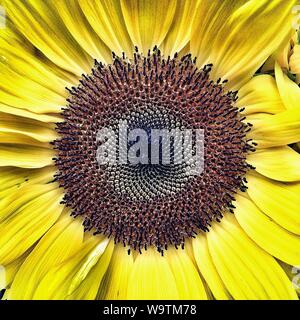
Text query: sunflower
0 0 300 300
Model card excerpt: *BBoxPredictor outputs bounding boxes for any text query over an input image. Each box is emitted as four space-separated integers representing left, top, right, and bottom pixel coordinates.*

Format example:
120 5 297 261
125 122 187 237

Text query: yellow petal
0 144 55 168
54 0 112 63
0 166 55 193
0 265 5 290
67 239 110 296
127 248 179 299
0 27 75 95
247 174 300 235
33 236 111 299
0 132 48 147
276 39 292 70
165 248 207 300
160 0 199 57
192 235 231 300
244 112 271 122
237 75 285 115
275 62 300 110
0 65 65 114
67 241 114 300
247 146 300 182
98 244 134 300
234 194 300 266
79 0 133 56
290 44 300 74
0 27 70 114
120 0 176 54
1 249 31 290
0 185 63 265
191 0 297 89
207 213 297 300
3 0 92 75
0 113 57 143
0 104 62 123
0 183 59 223
8 214 84 299
248 107 300 148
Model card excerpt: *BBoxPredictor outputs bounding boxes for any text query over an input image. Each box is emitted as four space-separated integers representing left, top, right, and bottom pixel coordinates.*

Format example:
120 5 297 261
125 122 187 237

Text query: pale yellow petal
207 214 297 299
120 0 176 54
0 27 75 95
237 75 285 115
275 61 300 110
160 0 199 57
165 248 208 300
191 0 297 89
290 44 300 74
234 194 300 266
0 185 63 265
3 0 92 75
33 236 111 299
0 265 5 290
8 214 84 299
276 38 292 70
0 183 59 223
79 0 133 56
67 241 114 300
192 235 231 300
247 174 300 235
0 104 62 123
0 64 65 114
247 146 300 182
0 25 70 114
127 249 179 299
0 145 55 168
0 166 55 193
54 0 112 63
98 244 133 300
0 113 57 143
248 108 300 148
0 132 48 147
1 249 31 290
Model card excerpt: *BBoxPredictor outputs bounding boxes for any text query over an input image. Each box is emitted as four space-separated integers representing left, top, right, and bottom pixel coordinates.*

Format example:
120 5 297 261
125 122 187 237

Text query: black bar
0 300 298 318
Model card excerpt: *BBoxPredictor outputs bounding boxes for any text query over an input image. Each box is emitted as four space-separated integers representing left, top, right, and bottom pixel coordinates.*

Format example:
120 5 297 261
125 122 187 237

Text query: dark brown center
53 48 255 254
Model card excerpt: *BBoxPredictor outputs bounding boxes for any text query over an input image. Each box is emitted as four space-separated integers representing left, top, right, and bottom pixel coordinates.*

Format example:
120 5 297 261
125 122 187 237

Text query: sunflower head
0 0 299 301
52 47 255 253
